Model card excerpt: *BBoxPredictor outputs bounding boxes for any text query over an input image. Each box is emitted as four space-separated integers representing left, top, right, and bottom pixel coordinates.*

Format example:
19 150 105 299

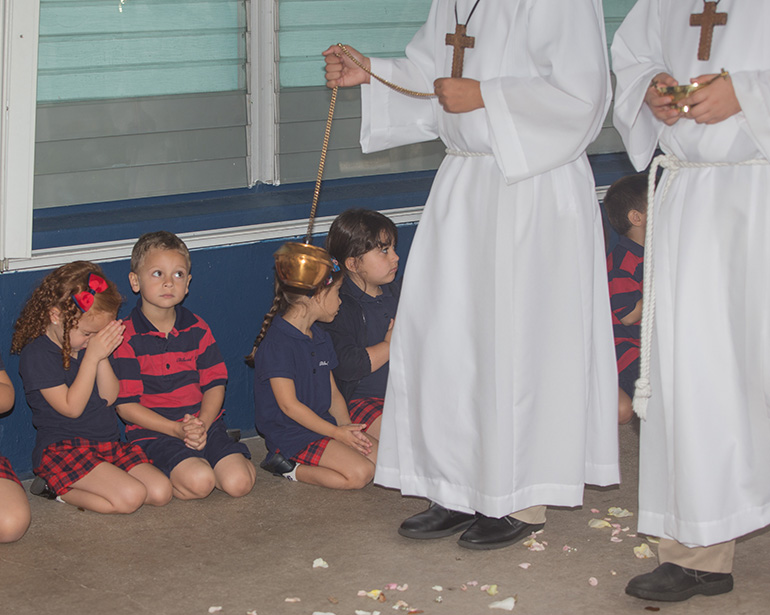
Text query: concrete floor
2 424 768 615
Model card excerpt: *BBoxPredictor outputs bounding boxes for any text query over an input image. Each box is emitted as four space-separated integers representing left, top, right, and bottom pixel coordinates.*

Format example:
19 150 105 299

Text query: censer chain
305 85 338 243
336 43 436 99
304 45 434 243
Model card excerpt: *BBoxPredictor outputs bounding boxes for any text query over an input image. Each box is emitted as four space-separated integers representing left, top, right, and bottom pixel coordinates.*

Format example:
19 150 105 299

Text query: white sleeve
480 0 611 184
611 0 667 171
360 1 441 153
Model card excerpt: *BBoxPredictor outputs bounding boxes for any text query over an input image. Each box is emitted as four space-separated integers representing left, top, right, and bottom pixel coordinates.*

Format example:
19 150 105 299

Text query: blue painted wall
0 225 417 477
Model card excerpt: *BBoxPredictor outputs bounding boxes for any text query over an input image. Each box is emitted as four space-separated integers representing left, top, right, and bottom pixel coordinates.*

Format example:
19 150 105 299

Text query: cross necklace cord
690 0 727 61
446 0 482 78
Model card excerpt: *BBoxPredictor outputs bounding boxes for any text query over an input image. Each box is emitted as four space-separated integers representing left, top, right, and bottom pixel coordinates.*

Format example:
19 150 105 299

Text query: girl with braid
248 263 377 489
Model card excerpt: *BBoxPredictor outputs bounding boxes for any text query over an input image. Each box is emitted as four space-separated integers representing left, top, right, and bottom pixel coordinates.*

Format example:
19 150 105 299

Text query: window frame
0 0 39 265
0 0 277 272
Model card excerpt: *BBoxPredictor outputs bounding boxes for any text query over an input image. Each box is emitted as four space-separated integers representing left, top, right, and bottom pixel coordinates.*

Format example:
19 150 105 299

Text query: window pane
37 0 247 102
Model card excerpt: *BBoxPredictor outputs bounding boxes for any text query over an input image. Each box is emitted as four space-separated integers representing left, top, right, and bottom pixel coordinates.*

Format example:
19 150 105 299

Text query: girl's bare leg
0 478 31 542
127 462 173 506
60 462 149 514
295 440 375 489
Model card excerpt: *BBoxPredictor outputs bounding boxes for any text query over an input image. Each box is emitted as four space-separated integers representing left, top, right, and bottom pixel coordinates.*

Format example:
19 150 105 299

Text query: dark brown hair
12 261 122 369
605 173 648 237
326 209 397 275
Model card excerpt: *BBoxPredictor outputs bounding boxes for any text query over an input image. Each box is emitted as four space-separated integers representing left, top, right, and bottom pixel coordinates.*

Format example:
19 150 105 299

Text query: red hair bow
72 273 109 312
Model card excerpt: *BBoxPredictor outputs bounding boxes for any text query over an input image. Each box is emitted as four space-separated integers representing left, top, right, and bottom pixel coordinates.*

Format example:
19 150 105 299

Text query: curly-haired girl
12 261 172 513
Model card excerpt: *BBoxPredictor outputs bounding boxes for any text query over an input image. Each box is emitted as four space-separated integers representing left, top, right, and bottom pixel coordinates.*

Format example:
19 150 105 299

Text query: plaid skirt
290 437 331 466
348 397 383 432
0 455 21 486
35 438 150 495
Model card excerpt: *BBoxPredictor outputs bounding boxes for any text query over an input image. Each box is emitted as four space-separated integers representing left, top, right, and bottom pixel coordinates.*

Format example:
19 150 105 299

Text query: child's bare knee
175 466 216 499
347 462 374 490
146 480 173 506
112 483 147 514
0 510 31 543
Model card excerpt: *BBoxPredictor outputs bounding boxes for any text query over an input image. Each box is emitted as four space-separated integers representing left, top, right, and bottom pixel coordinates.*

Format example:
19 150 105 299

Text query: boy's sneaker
260 451 297 479
29 476 58 500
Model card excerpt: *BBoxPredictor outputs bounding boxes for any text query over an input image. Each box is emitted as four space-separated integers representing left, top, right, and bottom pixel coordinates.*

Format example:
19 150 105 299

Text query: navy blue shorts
619 356 640 399
138 418 250 476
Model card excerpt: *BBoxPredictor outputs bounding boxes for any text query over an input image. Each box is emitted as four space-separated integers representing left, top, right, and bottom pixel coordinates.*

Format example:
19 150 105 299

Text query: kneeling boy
113 231 255 499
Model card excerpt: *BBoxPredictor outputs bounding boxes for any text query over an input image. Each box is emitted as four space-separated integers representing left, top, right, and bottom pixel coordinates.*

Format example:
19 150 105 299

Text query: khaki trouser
510 505 547 525
658 537 735 573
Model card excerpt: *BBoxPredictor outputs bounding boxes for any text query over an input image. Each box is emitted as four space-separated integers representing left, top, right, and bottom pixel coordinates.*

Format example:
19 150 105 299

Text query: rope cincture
633 153 769 420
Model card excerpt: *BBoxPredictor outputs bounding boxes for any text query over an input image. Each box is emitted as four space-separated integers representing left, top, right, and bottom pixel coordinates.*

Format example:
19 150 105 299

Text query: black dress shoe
457 514 544 550
625 562 733 602
29 476 57 500
259 451 296 477
398 503 476 539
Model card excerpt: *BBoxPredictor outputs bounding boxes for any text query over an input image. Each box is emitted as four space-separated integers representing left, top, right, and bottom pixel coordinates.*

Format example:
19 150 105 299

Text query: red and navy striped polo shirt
607 235 644 373
112 300 227 442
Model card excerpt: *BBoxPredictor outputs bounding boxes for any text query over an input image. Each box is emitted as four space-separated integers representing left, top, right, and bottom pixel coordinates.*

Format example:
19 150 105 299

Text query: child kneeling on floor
12 261 172 513
321 208 401 440
112 231 255 500
0 352 30 541
248 261 377 489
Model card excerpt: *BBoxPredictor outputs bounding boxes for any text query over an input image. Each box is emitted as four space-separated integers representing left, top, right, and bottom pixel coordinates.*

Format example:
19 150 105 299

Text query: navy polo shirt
254 316 339 459
352 283 398 399
19 335 120 468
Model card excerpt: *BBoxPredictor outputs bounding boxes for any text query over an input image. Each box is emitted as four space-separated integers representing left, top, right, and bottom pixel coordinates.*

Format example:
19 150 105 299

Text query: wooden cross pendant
445 24 475 78
690 1 727 61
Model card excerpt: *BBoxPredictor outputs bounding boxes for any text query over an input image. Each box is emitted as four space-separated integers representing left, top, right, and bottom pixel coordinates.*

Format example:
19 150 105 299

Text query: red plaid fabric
348 397 383 432
0 455 21 486
35 438 150 495
290 437 331 466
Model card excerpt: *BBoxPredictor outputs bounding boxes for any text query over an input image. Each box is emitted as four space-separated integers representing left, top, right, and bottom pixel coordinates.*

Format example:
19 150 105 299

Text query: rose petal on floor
313 558 329 569
588 519 612 529
634 543 655 559
489 596 517 611
608 507 634 518
588 577 598 586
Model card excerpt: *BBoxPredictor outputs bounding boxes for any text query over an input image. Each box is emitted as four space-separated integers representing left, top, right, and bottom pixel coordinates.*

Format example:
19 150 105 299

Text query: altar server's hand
323 45 370 88
645 72 681 125
681 73 741 124
434 78 484 113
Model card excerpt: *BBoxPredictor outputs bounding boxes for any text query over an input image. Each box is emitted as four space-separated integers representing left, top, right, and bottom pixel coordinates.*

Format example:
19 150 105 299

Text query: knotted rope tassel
633 153 769 419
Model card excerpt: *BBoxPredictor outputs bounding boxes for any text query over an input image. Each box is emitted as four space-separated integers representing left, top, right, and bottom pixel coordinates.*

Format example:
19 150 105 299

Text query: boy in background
605 173 647 425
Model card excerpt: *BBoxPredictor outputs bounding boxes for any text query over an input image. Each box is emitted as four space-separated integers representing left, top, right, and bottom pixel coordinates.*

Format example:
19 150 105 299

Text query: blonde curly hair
12 261 122 369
